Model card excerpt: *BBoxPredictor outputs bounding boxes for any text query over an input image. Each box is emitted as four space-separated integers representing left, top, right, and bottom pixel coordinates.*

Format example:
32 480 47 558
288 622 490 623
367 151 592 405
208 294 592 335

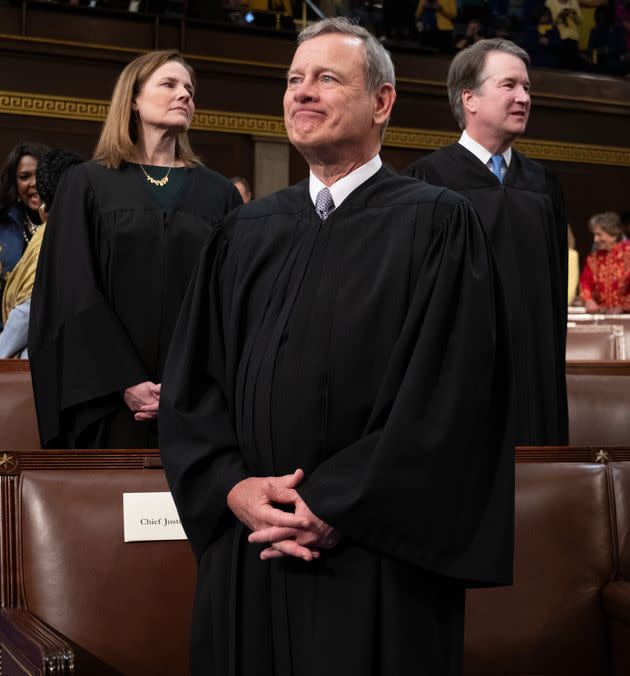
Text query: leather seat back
464 462 614 675
20 466 196 675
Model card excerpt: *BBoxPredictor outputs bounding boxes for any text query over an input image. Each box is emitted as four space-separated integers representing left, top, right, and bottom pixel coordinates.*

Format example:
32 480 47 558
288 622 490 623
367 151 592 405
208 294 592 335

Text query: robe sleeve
29 165 149 448
159 226 248 560
298 196 514 587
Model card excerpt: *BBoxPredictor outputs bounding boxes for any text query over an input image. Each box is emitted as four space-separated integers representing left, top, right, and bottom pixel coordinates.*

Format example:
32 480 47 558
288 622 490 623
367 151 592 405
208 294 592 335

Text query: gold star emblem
0 452 18 473
595 449 609 464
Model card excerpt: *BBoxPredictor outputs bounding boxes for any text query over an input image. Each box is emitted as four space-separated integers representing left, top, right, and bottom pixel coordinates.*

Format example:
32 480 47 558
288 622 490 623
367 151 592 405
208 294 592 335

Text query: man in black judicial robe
404 38 568 446
160 19 513 676
28 161 240 448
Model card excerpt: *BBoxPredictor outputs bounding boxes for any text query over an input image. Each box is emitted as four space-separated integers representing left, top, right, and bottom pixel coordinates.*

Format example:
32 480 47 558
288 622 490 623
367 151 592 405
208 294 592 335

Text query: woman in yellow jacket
416 0 457 49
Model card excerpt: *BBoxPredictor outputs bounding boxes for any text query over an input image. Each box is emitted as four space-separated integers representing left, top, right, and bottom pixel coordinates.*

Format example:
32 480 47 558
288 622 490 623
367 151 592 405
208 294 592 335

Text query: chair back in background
0 359 39 449
566 324 625 360
567 361 630 445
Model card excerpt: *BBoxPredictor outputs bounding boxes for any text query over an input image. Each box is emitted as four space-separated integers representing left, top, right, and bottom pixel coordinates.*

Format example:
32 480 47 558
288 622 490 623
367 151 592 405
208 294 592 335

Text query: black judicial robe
28 160 241 448
404 144 568 446
160 167 514 676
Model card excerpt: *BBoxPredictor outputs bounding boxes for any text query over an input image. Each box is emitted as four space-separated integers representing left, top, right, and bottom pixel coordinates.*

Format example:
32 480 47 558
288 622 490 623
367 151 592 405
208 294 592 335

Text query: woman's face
133 61 195 137
16 155 41 211
593 225 618 251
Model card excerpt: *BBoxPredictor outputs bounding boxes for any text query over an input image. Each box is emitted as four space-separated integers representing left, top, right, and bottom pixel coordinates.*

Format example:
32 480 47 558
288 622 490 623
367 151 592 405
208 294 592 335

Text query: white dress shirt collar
309 154 383 211
459 130 512 171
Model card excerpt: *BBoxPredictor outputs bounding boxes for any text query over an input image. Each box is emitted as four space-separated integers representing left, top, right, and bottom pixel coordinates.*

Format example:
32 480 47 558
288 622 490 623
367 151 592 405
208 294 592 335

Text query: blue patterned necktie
489 154 504 184
315 187 335 221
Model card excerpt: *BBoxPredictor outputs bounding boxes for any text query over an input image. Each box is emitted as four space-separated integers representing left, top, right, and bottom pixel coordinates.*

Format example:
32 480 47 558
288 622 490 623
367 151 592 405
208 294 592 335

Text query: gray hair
588 211 622 239
447 39 530 130
297 17 396 91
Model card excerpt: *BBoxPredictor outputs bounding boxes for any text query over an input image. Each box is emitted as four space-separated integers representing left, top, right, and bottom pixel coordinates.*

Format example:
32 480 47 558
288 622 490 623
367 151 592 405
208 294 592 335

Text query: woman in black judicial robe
28 50 241 449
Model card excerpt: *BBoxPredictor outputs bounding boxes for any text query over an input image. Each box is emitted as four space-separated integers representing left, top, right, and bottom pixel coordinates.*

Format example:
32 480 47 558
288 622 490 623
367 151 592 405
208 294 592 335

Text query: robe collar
459 130 512 178
308 154 382 212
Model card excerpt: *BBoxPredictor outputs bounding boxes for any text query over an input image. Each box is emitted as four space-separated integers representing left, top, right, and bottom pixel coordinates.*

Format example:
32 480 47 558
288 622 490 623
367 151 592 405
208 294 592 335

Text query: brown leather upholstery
566 324 625 360
464 461 615 675
0 359 39 449
4 449 630 674
610 463 630 580
567 362 630 445
603 583 630 676
0 450 196 676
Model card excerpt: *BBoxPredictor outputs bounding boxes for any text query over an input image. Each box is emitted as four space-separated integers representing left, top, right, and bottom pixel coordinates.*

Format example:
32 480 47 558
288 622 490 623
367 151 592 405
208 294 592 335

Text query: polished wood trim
566 360 630 375
0 638 35 675
515 446 630 463
0 475 24 607
0 359 32 372
2 90 630 166
9 448 161 471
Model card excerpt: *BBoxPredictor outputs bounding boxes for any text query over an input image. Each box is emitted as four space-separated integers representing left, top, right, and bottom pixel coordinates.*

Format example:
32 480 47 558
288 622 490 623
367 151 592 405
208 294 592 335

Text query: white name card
123 492 187 542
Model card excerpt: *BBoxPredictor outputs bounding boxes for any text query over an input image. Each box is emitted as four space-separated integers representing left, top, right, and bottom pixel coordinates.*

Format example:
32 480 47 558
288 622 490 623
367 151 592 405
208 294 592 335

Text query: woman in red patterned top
580 211 630 313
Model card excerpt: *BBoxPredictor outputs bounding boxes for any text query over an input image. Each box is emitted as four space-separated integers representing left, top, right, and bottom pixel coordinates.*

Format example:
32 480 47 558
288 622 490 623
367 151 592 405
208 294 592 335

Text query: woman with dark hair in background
0 143 49 302
0 150 83 359
29 49 241 449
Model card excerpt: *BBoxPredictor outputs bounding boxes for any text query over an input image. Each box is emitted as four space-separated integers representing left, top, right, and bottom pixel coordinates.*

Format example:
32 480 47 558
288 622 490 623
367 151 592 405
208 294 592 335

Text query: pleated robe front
159 168 514 676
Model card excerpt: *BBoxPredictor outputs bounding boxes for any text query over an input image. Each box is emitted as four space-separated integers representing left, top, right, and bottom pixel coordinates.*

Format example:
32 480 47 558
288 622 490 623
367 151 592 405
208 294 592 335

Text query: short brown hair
93 50 200 169
588 211 622 240
447 39 530 131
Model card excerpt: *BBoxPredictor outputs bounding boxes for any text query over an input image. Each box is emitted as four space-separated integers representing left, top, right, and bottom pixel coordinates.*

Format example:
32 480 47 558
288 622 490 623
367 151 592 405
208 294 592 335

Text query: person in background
587 4 629 75
615 0 630 51
546 0 583 67
416 0 456 50
404 39 568 447
580 211 630 313
231 175 253 203
523 5 561 67
0 143 49 304
29 49 241 449
0 150 83 359
567 224 579 305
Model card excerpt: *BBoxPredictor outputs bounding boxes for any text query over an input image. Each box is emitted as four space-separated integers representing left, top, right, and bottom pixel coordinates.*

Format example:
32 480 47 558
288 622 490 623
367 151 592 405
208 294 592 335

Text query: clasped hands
124 381 161 421
227 469 341 561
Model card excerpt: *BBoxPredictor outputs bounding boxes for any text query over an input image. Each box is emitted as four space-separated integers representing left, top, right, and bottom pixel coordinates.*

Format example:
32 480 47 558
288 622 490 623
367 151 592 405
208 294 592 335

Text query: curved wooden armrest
0 608 74 674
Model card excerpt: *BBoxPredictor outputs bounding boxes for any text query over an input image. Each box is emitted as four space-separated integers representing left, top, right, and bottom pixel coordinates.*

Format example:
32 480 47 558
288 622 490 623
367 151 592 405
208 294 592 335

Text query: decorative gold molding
191 109 286 137
1 90 630 167
0 90 108 122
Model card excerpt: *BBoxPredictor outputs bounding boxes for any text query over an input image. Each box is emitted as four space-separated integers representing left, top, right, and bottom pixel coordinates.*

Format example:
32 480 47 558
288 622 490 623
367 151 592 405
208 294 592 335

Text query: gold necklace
139 160 174 187
23 211 43 243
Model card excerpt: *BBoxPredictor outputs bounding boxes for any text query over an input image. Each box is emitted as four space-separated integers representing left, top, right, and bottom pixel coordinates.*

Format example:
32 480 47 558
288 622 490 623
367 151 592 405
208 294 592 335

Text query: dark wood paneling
189 130 253 180
0 115 99 161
